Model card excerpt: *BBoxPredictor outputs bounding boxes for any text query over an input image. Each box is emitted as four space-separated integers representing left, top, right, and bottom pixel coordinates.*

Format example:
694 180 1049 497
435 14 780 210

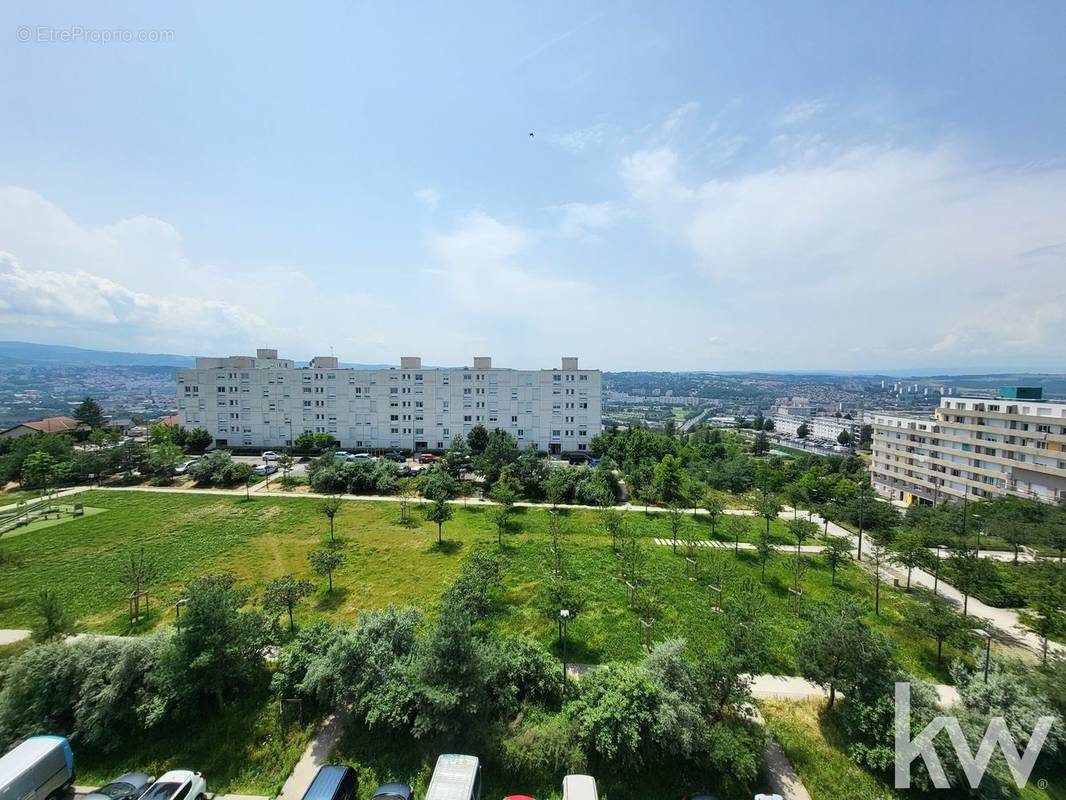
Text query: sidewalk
0 629 30 645
277 712 347 800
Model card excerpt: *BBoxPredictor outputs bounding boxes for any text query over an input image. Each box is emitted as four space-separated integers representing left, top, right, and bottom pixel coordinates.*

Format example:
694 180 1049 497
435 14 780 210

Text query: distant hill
0 341 196 368
0 341 393 370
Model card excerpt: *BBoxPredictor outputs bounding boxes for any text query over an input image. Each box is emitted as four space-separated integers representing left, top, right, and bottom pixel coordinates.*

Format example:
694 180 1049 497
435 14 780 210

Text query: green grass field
0 491 966 680
760 697 1064 800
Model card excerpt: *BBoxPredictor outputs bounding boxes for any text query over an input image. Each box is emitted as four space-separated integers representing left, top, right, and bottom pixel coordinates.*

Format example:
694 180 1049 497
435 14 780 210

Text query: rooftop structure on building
0 415 80 439
176 349 602 455
870 387 1066 505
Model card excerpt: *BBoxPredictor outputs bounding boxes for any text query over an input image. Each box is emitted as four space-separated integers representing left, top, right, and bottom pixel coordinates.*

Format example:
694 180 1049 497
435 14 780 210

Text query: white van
0 736 75 800
562 774 598 800
424 754 480 800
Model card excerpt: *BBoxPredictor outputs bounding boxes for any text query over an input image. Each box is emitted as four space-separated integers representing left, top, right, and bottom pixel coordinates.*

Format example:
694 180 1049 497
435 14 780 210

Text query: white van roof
562 774 598 800
424 754 479 800
0 737 66 784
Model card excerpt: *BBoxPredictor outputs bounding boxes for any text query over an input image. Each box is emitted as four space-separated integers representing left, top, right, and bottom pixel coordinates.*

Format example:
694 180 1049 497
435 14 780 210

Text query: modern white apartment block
811 415 858 443
176 349 603 454
870 387 1066 505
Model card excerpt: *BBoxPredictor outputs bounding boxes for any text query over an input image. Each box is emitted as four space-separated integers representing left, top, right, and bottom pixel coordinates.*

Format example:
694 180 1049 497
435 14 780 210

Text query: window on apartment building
517 429 524 437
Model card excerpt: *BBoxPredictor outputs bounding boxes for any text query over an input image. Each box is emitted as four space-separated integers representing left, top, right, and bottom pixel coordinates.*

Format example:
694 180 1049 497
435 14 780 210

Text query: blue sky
1 1 1065 371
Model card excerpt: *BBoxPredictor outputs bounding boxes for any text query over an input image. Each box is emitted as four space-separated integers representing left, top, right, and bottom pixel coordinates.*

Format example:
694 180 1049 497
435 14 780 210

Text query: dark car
682 794 719 800
371 783 414 800
84 773 154 800
301 766 357 800
383 451 406 463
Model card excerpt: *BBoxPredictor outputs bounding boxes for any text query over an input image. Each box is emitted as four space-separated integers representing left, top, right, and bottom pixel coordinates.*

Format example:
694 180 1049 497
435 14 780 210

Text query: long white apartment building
176 349 602 453
870 387 1066 505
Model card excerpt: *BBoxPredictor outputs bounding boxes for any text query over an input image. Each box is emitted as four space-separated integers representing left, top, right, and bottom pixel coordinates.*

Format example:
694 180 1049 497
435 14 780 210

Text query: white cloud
617 142 1066 365
0 251 264 343
662 101 699 134
554 124 608 153
778 99 826 127
414 186 440 210
553 201 621 239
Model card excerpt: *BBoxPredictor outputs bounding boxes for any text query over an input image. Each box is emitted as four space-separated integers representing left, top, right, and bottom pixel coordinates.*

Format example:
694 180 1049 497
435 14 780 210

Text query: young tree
914 593 976 664
118 547 159 619
425 497 453 545
948 544 994 616
756 526 774 582
149 441 184 480
702 494 724 536
753 491 783 538
795 599 893 710
397 479 417 523
32 588 72 642
443 434 470 478
320 495 343 541
723 514 746 553
796 422 810 440
73 397 106 429
868 537 890 615
1045 520 1066 563
837 429 852 447
751 430 770 455
822 536 851 586
667 503 685 554
544 468 570 509
891 529 932 589
601 507 623 549
786 518 818 558
1028 563 1066 662
308 546 345 592
264 575 315 632
421 464 457 503
276 450 295 483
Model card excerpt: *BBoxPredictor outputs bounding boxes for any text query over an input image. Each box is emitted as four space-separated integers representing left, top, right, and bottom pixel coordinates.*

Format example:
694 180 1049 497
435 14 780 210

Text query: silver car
84 773 155 800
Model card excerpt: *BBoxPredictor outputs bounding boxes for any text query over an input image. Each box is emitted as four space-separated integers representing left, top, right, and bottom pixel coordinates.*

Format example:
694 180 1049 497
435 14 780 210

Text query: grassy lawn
760 697 1065 800
0 492 962 681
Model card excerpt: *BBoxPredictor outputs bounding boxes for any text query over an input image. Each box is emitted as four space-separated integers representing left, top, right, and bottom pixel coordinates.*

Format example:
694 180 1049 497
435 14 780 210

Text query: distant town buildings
870 387 1066 505
176 349 603 453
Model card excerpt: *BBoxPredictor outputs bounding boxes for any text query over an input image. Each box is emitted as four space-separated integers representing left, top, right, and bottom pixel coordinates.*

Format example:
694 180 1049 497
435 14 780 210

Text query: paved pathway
277 712 347 800
747 706 813 800
0 629 30 645
807 512 1066 658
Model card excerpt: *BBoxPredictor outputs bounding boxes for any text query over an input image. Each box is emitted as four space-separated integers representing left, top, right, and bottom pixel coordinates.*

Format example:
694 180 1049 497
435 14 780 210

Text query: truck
0 736 75 800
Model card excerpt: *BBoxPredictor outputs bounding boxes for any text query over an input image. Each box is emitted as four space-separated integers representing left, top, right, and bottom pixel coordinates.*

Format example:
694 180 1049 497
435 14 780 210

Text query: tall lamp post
856 484 866 562
974 628 992 682
559 609 571 695
933 544 942 595
972 513 982 552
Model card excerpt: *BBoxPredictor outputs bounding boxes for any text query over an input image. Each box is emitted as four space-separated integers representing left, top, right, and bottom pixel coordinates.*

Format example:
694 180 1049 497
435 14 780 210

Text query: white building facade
870 389 1066 505
176 349 602 454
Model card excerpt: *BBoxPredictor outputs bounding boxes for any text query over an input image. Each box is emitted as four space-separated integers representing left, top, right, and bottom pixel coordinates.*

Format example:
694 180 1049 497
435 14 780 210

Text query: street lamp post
972 513 982 552
933 544 941 595
559 609 571 695
856 484 866 562
974 629 992 682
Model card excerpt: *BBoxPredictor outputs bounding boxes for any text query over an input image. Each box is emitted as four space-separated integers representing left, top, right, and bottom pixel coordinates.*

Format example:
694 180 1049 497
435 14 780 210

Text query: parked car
332 451 352 462
382 451 405 462
503 796 535 800
262 451 279 461
370 783 414 800
174 460 198 475
301 766 357 800
0 736 75 800
417 453 442 464
137 771 207 800
83 772 154 800
254 463 278 476
425 755 480 800
350 453 372 462
682 795 719 800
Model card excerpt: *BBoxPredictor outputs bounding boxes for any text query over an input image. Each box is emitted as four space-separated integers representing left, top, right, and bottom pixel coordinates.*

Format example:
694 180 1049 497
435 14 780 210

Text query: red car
503 796 535 800
417 453 442 464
